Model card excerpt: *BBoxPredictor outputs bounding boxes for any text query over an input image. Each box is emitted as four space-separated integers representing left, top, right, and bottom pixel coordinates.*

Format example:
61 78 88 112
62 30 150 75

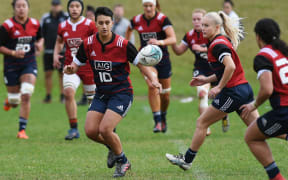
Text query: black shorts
155 58 172 79
257 107 288 137
88 91 133 117
43 53 64 72
212 83 254 114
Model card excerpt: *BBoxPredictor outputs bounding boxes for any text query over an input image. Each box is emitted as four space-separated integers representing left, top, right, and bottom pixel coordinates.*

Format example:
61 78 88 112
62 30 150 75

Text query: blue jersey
0 17 42 68
74 33 138 95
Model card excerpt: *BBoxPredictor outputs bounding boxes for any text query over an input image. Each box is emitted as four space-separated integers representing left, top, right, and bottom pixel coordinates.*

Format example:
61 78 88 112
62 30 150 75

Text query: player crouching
64 7 161 178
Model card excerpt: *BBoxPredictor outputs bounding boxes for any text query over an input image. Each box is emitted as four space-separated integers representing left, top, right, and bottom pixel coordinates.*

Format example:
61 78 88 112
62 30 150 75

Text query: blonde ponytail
218 11 243 49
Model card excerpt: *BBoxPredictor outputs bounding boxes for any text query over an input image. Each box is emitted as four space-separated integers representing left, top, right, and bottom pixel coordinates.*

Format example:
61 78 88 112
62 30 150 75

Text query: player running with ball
64 7 161 178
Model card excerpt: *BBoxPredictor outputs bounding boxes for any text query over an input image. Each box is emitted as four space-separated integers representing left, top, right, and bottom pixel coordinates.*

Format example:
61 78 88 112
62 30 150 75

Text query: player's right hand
63 65 74 74
53 54 63 69
12 50 25 58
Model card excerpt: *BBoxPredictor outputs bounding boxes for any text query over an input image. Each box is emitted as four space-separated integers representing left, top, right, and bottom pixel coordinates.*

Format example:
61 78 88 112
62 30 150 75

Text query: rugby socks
161 111 167 123
265 162 280 179
115 152 127 163
286 134 288 141
153 111 161 124
69 118 78 129
19 117 28 131
184 148 197 163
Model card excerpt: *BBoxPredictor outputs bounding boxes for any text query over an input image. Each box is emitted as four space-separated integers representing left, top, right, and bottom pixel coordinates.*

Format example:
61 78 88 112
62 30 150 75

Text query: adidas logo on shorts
116 105 124 112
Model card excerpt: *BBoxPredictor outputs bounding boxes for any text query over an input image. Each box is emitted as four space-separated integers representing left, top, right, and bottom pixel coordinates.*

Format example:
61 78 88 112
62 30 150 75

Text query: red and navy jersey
74 33 138 95
130 12 172 64
208 35 247 88
57 17 97 67
182 29 212 73
254 45 288 108
0 17 42 66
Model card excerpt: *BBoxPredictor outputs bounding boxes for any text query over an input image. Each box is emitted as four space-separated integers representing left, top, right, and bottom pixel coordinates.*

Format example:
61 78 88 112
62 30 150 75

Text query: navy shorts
193 68 213 77
257 107 288 137
88 92 133 117
155 58 172 79
212 83 254 114
4 63 38 86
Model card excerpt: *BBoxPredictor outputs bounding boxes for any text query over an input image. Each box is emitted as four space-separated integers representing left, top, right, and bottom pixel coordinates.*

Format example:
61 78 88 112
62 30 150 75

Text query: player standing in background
240 18 288 180
64 7 161 177
0 0 43 139
41 0 68 103
53 0 97 140
77 5 96 106
166 11 260 170
112 4 135 44
126 0 176 133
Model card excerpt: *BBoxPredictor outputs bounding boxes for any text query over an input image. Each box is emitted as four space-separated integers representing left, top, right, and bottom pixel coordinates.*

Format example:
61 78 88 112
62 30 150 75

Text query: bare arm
53 35 64 68
148 26 177 46
171 43 188 55
217 55 235 89
125 26 134 41
137 63 162 92
35 38 44 56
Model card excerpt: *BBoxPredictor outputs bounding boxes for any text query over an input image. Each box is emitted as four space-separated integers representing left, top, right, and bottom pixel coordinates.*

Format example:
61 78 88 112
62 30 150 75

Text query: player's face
86 11 95 21
143 2 156 18
96 15 113 37
223 2 232 15
69 1 82 20
14 0 29 19
192 13 203 31
202 16 218 40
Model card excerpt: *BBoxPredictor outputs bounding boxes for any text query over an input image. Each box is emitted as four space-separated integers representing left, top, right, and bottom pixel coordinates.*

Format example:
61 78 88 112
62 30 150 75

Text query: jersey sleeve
181 34 189 47
162 17 172 31
126 41 139 65
57 23 63 38
36 26 43 40
211 44 231 63
74 43 87 66
129 19 135 29
0 25 9 46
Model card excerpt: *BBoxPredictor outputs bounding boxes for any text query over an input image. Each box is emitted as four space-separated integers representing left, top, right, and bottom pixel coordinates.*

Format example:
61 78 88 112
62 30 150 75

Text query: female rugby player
53 0 97 140
64 7 161 177
0 0 43 139
165 11 259 170
126 0 176 133
241 18 288 180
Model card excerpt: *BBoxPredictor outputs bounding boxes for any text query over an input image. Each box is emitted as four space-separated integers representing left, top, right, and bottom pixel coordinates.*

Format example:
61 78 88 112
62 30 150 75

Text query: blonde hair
205 11 243 49
193 9 206 16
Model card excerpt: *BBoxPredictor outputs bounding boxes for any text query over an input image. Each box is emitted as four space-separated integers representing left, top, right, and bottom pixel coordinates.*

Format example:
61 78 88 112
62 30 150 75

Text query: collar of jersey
67 16 85 31
142 11 158 23
13 16 29 27
96 32 116 52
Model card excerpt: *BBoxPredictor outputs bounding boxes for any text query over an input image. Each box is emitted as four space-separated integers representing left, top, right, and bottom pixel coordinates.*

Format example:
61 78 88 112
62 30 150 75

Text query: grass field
0 0 288 179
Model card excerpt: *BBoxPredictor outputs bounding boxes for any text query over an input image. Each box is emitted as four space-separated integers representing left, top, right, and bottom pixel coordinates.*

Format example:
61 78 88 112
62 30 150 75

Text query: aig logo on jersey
67 38 82 48
94 61 112 71
141 32 157 41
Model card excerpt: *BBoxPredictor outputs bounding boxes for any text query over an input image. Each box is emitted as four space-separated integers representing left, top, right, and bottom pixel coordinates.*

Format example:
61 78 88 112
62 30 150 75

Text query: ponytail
156 0 161 11
255 18 288 56
218 11 242 49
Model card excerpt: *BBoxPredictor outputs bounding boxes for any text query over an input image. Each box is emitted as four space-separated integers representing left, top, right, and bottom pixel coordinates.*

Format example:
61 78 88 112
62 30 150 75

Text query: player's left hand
192 44 203 52
208 86 221 99
239 103 256 120
152 81 162 94
63 65 74 74
148 38 160 45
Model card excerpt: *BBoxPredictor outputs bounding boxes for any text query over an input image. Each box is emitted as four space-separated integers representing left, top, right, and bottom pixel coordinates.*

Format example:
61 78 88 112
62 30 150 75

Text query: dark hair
67 0 84 16
255 18 288 56
156 0 161 11
11 0 30 8
95 7 113 21
86 5 95 13
223 0 234 7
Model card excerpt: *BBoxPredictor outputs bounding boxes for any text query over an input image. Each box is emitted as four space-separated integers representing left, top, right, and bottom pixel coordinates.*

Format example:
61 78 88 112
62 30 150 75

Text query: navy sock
286 134 288 141
115 152 127 163
184 148 197 163
161 111 167 123
153 111 161 123
265 162 280 179
105 144 111 150
19 117 28 131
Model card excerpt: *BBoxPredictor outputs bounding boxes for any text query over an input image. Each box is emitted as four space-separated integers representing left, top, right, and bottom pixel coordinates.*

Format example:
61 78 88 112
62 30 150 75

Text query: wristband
159 40 165 46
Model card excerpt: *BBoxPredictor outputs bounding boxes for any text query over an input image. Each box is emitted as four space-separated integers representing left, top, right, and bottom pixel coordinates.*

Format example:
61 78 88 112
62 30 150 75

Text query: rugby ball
138 45 163 66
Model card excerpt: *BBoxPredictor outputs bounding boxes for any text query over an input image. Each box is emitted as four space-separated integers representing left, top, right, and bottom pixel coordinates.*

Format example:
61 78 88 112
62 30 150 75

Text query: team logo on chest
14 30 20 36
63 32 69 37
141 32 157 41
67 38 82 48
94 61 112 71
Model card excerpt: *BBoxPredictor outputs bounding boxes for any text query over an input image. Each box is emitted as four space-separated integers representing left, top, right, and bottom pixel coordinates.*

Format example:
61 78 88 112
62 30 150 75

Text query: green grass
0 0 288 179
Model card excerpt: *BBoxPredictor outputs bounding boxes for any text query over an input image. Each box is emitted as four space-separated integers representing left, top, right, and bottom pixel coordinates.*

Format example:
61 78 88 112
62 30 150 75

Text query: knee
85 126 99 140
196 117 207 129
99 125 112 138
64 88 74 100
161 93 170 102
198 90 207 99
21 94 30 104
